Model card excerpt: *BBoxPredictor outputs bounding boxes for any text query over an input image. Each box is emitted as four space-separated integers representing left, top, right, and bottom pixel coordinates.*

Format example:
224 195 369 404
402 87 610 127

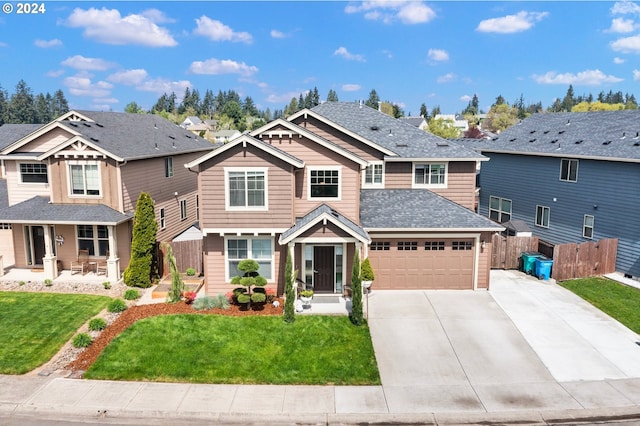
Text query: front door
313 246 335 293
26 225 46 266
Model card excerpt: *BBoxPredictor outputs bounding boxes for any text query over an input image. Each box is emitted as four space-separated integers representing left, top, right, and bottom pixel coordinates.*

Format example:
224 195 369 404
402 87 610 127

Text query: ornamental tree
123 192 157 288
231 259 267 307
350 251 364 326
283 251 295 323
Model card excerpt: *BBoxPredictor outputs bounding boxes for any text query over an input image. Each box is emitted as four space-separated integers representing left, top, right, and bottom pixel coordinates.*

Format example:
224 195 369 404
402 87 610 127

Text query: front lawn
560 276 640 333
85 315 380 385
0 292 111 374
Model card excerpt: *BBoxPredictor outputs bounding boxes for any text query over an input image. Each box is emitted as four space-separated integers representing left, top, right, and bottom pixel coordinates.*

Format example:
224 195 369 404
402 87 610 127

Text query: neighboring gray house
400 116 428 130
474 110 640 278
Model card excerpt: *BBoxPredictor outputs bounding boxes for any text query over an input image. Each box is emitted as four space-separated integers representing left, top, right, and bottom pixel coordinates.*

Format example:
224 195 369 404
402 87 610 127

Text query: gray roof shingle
280 204 369 243
0 196 133 224
0 124 43 150
310 102 485 160
360 189 503 230
480 111 640 161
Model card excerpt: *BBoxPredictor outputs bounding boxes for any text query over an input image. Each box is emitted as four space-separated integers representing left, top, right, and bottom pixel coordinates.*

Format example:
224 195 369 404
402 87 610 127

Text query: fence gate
551 239 618 281
158 240 203 277
491 234 539 270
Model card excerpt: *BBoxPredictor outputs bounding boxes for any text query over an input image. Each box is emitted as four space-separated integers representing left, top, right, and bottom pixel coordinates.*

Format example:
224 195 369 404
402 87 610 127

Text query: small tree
231 259 267 307
361 257 375 282
165 244 183 303
123 192 157 288
283 251 295 323
350 251 364 326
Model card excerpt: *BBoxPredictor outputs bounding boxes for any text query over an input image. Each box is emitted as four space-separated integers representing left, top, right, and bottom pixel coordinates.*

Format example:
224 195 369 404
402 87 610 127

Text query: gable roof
293 102 486 161
360 189 503 232
185 134 305 169
479 111 640 162
279 204 370 244
0 124 43 150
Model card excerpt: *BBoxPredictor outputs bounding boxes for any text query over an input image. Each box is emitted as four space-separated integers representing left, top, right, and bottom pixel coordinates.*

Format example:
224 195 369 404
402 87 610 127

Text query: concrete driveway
366 269 640 414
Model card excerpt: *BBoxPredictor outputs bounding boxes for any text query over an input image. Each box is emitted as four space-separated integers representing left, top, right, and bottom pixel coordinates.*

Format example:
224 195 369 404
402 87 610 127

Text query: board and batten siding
479 152 640 277
47 157 120 207
4 161 50 206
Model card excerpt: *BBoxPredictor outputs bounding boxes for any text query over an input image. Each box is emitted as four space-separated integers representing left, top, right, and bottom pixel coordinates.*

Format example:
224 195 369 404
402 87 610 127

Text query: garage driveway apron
366 270 640 414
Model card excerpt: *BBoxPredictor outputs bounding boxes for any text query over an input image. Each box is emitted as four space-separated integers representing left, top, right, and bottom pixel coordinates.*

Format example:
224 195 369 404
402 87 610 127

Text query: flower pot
300 296 312 305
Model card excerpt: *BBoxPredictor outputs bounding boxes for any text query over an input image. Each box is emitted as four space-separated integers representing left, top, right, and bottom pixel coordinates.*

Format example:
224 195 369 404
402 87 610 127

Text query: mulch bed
66 299 284 373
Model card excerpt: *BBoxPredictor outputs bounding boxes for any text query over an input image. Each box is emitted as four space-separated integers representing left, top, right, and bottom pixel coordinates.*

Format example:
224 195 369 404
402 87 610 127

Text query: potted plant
361 257 375 293
299 289 314 305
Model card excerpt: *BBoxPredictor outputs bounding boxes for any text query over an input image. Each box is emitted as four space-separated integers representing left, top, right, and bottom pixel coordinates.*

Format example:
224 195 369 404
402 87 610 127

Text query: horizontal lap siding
479 153 640 277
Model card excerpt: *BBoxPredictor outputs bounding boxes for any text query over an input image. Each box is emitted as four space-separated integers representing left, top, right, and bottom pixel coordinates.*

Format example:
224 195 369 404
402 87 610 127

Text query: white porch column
42 225 58 280
107 225 120 281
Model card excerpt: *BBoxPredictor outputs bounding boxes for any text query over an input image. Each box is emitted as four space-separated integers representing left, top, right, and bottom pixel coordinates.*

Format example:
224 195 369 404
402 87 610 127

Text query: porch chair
70 249 89 275
96 252 108 276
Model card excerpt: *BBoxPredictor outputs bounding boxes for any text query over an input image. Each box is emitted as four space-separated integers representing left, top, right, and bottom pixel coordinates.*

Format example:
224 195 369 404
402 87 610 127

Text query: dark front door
313 246 335 293
31 226 46 266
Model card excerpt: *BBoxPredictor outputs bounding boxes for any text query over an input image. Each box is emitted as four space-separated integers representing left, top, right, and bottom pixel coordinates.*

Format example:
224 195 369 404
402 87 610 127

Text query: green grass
560 276 640 333
0 292 111 374
85 315 380 385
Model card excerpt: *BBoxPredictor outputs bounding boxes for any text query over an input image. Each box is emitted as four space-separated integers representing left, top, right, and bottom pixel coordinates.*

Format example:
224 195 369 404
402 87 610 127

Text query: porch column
107 225 120 281
42 224 58 280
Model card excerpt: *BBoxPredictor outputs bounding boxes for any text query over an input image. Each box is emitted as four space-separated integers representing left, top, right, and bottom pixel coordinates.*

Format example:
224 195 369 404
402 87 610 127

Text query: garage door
368 239 474 290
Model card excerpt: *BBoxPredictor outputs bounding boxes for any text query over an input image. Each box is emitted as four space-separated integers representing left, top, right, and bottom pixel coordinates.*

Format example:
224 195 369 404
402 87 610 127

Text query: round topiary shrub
88 318 107 331
124 289 140 300
107 298 127 313
73 333 93 348
186 267 197 276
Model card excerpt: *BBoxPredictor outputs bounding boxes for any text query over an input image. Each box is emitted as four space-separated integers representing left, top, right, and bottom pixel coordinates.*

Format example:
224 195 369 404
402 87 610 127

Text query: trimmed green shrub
361 257 375 281
231 259 267 307
88 318 107 331
186 267 197 276
19 281 25 286
123 192 157 288
72 333 93 348
44 279 52 287
123 289 140 300
193 294 230 311
102 282 111 289
284 251 295 323
107 298 127 313
350 251 364 326
165 244 184 303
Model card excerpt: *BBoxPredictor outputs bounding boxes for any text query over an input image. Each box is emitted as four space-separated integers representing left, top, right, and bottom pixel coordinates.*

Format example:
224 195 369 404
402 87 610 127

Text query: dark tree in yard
123 192 158 288
350 251 364 326
231 259 267 307
284 251 295 323
8 80 36 124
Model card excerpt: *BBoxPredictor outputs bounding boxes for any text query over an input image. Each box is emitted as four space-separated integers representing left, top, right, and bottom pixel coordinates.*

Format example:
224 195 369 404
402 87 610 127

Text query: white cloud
189 58 258 77
345 1 435 25
65 7 177 47
266 91 303 103
460 95 472 102
46 70 65 78
140 8 175 24
342 84 361 91
135 78 191 95
61 55 115 71
193 16 252 43
611 34 640 53
532 69 623 85
428 48 449 62
107 69 149 85
611 1 640 15
63 75 113 97
614 56 626 64
476 11 549 34
270 29 286 39
607 17 636 33
437 73 456 83
35 39 62 48
634 69 640 80
334 46 366 62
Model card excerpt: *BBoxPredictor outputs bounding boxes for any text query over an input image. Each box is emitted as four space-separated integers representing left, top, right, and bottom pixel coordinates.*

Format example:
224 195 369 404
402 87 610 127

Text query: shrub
193 294 230 311
44 279 53 287
88 318 107 331
350 251 364 326
361 257 375 281
123 192 157 288
284 251 295 323
124 289 140 300
186 267 197 276
184 291 197 304
19 281 25 286
107 298 127 313
102 282 111 289
300 289 314 298
231 259 267 307
72 333 93 348
165 244 184 303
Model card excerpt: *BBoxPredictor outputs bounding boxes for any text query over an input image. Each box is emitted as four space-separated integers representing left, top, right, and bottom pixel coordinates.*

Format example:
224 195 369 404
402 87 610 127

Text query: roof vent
634 141 640 147
543 130 550 134
154 143 159 150
575 140 583 144
370 125 379 131
437 141 449 147
68 122 77 127
330 209 340 218
558 130 565 134
510 138 517 142
634 132 640 139
566 119 571 125
550 139 558 144
169 135 175 140
395 143 408 147
620 132 626 139
388 129 393 136
603 140 612 145
185 134 192 138
529 130 536 134
83 122 91 127
529 138 536 143
172 141 176 149
95 123 103 128
90 137 99 142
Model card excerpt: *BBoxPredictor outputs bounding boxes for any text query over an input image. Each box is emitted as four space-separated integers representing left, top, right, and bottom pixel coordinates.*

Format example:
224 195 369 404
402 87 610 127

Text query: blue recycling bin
534 258 554 280
521 251 543 274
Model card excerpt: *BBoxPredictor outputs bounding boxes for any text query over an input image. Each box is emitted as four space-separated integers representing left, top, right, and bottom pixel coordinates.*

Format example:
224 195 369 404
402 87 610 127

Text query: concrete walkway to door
366 269 640 415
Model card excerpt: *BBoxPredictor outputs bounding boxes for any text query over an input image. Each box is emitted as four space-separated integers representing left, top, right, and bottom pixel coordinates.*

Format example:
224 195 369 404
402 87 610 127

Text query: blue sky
1 1 639 116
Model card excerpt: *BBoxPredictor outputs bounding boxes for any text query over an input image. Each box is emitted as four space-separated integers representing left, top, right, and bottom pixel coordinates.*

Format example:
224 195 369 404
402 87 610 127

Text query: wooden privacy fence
158 240 203 277
491 235 618 281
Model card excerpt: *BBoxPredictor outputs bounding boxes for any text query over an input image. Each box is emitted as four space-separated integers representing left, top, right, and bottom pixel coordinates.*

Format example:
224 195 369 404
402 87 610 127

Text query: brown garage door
368 239 474 290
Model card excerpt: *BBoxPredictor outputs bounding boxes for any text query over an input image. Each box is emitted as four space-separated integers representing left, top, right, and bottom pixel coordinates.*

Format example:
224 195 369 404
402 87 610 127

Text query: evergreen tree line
0 80 69 125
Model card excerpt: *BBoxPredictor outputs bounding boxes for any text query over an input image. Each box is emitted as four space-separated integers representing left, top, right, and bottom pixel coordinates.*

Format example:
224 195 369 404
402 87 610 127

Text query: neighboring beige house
210 129 242 143
0 111 214 281
186 102 502 297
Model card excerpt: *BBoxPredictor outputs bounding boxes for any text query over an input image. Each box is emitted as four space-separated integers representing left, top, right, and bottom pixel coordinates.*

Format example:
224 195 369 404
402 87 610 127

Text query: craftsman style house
474 110 640 279
0 110 214 281
186 102 502 296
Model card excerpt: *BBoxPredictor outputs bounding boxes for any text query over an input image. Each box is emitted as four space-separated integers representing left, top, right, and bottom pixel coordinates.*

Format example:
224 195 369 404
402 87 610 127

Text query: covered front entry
368 238 476 290
302 244 345 294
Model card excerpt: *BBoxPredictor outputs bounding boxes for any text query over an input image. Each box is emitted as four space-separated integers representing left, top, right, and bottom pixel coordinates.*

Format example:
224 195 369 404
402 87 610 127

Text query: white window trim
535 205 550 228
412 162 448 189
159 208 166 229
224 167 269 211
180 199 187 221
224 236 275 283
583 214 594 239
76 224 109 257
362 161 384 188
307 165 342 201
66 160 102 198
489 195 512 223
18 162 48 185
559 158 579 183
165 157 174 178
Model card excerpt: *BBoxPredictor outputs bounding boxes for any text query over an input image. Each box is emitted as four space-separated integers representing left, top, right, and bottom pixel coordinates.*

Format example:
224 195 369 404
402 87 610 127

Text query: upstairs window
165 157 174 178
489 196 511 223
583 215 594 239
560 159 578 182
20 163 48 183
309 167 340 199
414 163 446 187
363 163 383 187
159 208 166 229
69 163 100 196
180 199 187 220
535 205 550 228
225 168 267 210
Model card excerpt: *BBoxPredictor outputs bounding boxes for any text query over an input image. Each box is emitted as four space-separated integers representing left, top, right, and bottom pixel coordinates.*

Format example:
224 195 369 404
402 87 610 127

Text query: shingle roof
0 196 133 224
0 124 42 150
0 180 7 210
309 102 485 160
60 111 215 161
279 204 370 243
360 189 503 230
480 111 640 161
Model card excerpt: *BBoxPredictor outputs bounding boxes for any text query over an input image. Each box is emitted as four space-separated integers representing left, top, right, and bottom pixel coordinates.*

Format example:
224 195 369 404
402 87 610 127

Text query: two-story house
474 110 640 279
186 102 502 296
0 110 214 281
